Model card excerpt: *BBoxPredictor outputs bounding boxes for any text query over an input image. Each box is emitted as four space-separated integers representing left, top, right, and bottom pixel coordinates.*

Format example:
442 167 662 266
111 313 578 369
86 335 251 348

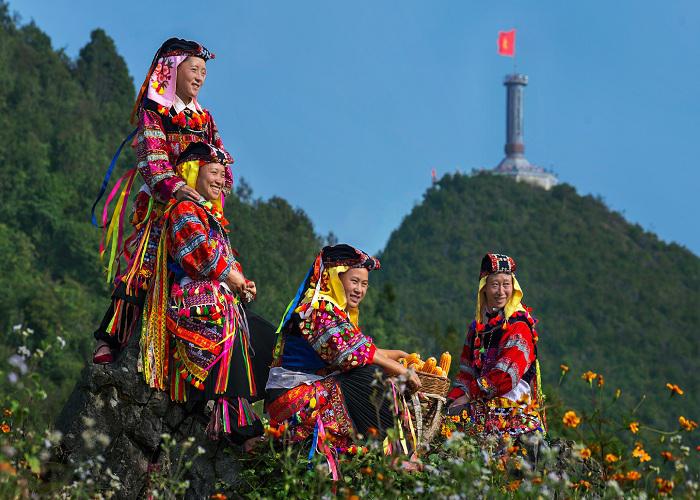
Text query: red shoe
93 344 114 364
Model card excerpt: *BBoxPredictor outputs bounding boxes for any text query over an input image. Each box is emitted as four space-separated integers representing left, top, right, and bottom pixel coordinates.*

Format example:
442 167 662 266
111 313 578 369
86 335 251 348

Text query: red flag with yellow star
497 30 516 57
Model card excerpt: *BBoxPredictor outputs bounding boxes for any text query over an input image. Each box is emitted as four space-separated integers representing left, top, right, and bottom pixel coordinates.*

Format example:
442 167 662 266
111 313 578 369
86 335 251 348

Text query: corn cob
423 357 437 373
439 352 452 374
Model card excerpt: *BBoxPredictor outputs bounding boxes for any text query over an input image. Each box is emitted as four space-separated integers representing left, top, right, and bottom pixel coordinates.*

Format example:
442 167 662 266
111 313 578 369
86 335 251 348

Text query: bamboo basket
409 371 450 447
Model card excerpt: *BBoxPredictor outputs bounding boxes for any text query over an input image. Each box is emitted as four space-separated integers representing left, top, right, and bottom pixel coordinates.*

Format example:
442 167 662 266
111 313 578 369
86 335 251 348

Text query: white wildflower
56 336 66 349
17 346 31 358
12 324 22 331
7 372 18 384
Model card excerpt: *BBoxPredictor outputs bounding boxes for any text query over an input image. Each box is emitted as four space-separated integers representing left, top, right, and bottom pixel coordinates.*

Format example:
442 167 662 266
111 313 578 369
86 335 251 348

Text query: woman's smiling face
176 56 207 103
339 268 369 309
484 272 513 310
195 162 226 201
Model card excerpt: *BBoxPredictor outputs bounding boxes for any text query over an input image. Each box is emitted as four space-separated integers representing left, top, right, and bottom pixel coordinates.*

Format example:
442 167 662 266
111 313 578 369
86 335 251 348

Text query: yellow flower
440 424 452 438
562 410 581 428
581 371 598 384
560 364 569 373
605 453 619 463
629 421 640 434
632 445 651 463
579 447 592 459
679 416 698 432
665 383 684 396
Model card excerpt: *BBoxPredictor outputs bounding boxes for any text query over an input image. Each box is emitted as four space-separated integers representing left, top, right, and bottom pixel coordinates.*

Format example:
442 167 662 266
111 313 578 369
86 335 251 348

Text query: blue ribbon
90 127 138 227
307 418 320 467
275 263 314 333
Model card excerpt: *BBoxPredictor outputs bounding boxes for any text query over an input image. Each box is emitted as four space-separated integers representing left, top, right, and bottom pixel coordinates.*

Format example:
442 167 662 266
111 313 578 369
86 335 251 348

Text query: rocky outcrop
55 337 244 499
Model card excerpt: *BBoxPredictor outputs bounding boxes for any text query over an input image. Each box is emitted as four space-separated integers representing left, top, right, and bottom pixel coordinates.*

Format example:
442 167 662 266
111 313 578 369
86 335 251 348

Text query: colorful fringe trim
205 397 259 440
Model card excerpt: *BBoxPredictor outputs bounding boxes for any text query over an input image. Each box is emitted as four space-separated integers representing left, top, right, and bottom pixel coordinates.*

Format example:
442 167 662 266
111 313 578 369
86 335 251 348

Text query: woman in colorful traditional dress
265 244 421 461
447 253 545 442
148 141 265 442
94 38 232 363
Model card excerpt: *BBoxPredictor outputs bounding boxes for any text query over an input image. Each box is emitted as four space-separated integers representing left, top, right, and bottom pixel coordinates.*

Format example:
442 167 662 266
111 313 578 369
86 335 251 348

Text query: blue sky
11 0 700 255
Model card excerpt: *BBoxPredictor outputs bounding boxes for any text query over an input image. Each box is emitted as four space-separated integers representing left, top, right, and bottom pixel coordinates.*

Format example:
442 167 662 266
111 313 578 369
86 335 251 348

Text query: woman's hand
377 348 410 361
175 185 202 202
404 368 422 392
225 270 247 295
243 280 257 303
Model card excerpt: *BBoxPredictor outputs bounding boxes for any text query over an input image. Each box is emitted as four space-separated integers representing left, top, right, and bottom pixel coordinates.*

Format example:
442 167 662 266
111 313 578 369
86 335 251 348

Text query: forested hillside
362 172 700 430
0 7 319 417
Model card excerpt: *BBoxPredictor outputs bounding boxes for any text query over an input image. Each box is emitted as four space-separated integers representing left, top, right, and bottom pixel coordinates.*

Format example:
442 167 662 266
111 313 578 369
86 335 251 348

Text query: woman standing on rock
447 253 546 442
94 38 233 363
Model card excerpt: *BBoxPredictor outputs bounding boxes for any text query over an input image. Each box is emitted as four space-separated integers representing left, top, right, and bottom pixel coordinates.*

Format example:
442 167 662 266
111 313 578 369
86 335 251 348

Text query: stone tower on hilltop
493 73 558 190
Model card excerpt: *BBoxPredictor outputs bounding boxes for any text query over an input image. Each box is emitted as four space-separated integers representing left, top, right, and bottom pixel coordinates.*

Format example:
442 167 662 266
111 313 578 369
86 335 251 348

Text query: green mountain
0 9 319 418
362 172 699 429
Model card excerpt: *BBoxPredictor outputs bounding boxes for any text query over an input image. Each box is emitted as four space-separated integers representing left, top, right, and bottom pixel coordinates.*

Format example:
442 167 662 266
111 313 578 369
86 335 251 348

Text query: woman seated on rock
142 141 268 443
265 244 421 456
447 253 545 442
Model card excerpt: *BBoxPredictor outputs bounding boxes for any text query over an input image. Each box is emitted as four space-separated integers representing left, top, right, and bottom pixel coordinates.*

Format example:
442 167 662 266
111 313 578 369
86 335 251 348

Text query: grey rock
55 333 247 499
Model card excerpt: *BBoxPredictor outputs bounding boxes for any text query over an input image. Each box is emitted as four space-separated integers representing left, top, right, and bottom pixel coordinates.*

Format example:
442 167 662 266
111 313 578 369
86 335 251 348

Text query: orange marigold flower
562 410 581 428
656 478 674 495
361 466 373 476
611 473 625 482
506 480 521 491
367 426 379 438
2 409 11 417
579 447 592 459
560 364 569 373
626 470 641 481
605 453 619 463
210 494 227 500
581 371 598 383
440 424 452 438
679 416 698 432
629 421 640 434
665 383 684 396
0 423 10 433
597 375 605 388
660 451 675 461
376 472 384 481
0 461 17 476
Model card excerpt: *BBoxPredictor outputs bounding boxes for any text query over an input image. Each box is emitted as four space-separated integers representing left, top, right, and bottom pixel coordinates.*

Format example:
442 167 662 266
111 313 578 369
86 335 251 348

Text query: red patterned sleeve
299 303 376 372
136 109 185 203
469 320 535 399
167 202 233 283
448 325 477 400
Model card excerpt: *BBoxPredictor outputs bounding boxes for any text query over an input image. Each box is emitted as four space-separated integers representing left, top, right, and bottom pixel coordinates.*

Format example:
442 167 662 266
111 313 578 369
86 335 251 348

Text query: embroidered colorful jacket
121 98 232 289
447 309 545 438
272 300 377 375
448 310 537 402
165 201 253 402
